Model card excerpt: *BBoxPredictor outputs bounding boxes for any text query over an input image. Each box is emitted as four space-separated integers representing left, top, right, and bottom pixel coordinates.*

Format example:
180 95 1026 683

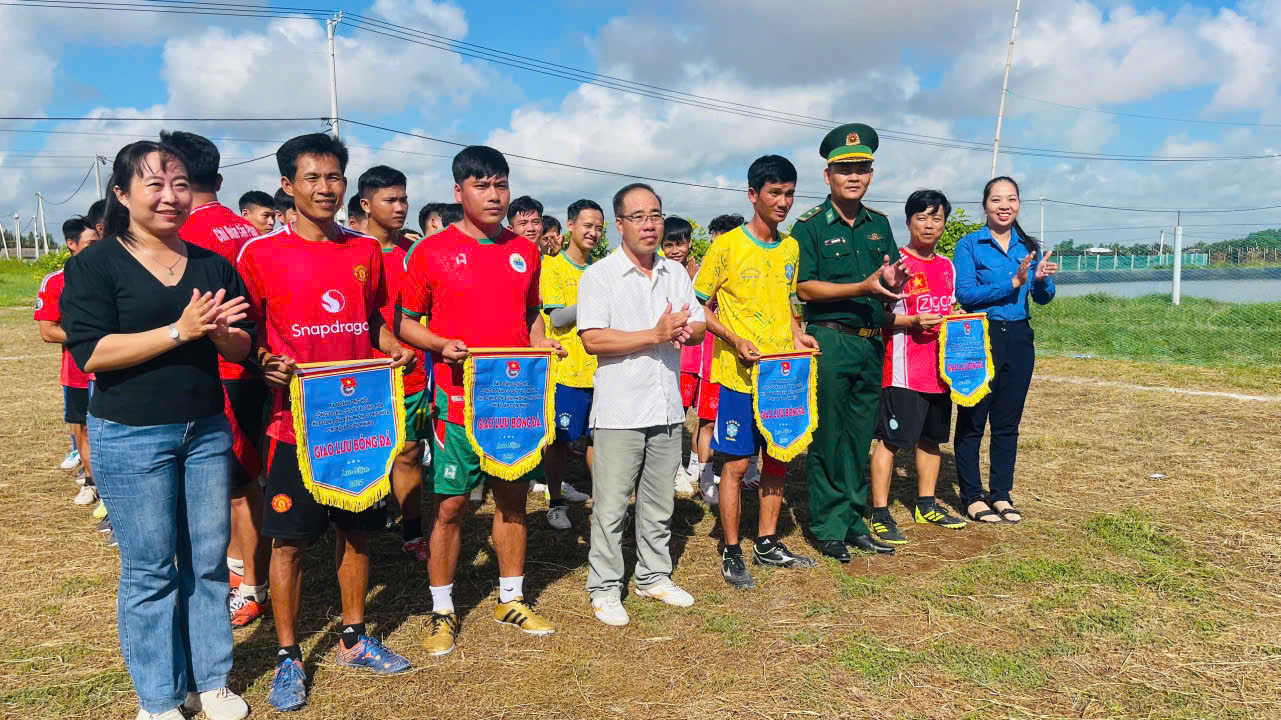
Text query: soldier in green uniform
794 123 910 562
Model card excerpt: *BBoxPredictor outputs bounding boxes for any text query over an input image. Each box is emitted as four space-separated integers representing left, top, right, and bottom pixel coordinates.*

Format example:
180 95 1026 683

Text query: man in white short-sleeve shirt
577 183 706 627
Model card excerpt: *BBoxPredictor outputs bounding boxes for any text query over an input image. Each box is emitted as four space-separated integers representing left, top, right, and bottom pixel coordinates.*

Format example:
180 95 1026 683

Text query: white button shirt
577 248 705 430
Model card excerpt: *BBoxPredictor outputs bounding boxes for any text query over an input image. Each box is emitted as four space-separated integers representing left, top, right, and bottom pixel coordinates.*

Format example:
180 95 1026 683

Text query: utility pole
35 193 48 257
94 156 105 200
990 0 1021 178
0 217 8 259
1039 195 1045 251
327 12 344 139
1172 213 1183 306
1158 228 1165 258
11 214 18 260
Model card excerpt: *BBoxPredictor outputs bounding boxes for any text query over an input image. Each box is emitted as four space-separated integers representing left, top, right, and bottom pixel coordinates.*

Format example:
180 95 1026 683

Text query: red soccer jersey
401 225 541 425
179 202 261 381
882 248 956 394
376 240 427 396
236 223 388 443
34 269 91 389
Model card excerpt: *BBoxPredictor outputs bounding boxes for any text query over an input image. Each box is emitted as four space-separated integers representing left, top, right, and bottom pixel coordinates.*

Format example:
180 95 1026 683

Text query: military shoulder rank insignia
865 205 888 218
796 205 823 222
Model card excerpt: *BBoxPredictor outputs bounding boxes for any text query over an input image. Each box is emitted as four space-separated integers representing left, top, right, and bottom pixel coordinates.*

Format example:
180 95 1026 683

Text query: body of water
1056 277 1281 302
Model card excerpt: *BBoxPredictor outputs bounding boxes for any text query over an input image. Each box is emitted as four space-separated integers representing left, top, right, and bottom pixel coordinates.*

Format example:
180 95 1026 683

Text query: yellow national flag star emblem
868 232 883 242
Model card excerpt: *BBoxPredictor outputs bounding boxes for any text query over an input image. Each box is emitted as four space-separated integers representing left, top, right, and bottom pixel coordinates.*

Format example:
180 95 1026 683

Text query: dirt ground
2 307 1278 720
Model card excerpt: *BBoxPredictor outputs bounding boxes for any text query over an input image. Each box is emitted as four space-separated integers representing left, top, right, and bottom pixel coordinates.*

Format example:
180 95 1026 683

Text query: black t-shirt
63 236 256 426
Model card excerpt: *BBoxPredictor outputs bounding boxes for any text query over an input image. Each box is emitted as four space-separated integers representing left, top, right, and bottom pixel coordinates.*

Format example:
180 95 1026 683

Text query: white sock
498 575 524 604
686 455 701 476
239 583 268 603
430 584 454 614
227 557 245 576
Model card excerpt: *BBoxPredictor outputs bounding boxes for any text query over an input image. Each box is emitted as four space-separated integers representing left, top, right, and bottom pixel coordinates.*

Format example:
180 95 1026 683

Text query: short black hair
276 132 348 181
747 154 798 193
274 187 295 213
440 203 464 226
662 216 693 245
85 199 107 229
451 145 508 184
358 164 407 200
417 202 447 233
612 182 662 216
541 216 561 234
159 130 220 192
61 216 90 243
567 199 603 222
347 195 366 220
507 196 543 224
708 214 743 235
239 190 274 212
904 189 952 222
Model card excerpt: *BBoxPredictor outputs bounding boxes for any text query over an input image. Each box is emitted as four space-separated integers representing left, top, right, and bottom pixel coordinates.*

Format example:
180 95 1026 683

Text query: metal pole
327 12 343 139
36 193 48 257
1039 195 1045 250
1158 228 1164 258
1172 222 1183 306
94 157 104 200
0 217 8 259
990 0 1021 178
11 214 18 260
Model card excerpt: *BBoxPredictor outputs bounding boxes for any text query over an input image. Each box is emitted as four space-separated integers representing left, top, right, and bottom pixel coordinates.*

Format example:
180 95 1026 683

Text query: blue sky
4 0 1281 249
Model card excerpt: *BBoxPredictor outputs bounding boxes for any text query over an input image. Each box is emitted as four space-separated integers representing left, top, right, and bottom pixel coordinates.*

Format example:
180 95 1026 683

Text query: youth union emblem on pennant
506 361 521 379
781 361 791 377
340 376 357 397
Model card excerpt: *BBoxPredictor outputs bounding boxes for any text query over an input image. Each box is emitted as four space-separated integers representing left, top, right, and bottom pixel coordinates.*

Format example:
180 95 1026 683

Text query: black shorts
223 379 269 488
261 437 386 542
63 386 88 425
874 386 951 449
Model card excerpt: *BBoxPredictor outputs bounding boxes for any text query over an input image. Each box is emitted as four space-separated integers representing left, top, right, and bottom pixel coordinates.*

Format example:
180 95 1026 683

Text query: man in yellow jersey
694 155 819 590
540 199 604 529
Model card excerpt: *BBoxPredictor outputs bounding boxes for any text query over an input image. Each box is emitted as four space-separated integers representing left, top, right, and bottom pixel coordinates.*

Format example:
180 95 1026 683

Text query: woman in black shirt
63 141 254 720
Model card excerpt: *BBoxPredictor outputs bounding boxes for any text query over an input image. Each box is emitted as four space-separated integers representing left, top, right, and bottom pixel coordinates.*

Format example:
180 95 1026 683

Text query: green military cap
819 123 879 164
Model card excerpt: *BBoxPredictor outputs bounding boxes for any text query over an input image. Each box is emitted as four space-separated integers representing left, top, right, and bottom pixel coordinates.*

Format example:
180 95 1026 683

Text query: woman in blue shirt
951 176 1057 524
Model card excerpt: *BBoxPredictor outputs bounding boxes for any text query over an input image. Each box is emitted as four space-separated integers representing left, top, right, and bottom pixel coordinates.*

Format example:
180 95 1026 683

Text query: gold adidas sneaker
494 597 555 636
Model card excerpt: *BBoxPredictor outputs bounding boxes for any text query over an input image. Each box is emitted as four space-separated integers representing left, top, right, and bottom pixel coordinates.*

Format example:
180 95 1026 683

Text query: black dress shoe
818 540 850 563
847 533 896 555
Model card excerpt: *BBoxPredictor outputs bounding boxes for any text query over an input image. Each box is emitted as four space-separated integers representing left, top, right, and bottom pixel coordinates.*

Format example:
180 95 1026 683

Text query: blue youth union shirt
953 225 1055 321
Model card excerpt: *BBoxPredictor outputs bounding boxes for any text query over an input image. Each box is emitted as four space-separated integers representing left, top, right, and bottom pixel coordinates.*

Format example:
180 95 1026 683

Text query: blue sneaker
268 657 307 712
335 634 411 674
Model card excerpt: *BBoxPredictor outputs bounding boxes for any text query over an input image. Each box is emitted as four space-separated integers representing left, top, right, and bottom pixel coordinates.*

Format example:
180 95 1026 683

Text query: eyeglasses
620 212 665 226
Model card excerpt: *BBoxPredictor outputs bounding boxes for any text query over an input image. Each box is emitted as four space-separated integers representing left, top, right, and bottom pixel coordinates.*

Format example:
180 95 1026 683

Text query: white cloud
369 0 468 40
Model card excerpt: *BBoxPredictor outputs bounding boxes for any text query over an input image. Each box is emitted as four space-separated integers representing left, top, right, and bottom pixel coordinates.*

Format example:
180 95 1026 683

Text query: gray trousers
587 424 681 600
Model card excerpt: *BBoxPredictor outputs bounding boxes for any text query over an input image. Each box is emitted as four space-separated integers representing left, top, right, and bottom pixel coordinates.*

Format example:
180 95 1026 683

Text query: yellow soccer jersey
693 224 798 394
541 252 597 388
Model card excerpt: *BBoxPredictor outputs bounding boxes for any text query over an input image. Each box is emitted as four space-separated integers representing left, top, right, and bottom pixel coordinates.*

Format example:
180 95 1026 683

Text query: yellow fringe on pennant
289 359 405 512
462 348 556 481
938 313 995 408
751 350 819 462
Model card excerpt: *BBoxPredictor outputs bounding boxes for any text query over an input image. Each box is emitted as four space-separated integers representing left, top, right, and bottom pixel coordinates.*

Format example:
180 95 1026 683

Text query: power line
1008 91 1281 128
219 152 276 168
9 0 1281 163
1044 198 1281 214
44 163 95 205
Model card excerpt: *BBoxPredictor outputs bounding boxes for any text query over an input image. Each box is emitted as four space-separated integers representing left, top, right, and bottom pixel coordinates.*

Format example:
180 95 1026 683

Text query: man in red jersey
237 133 415 713
356 164 431 564
162 130 272 628
400 146 565 657
36 217 100 506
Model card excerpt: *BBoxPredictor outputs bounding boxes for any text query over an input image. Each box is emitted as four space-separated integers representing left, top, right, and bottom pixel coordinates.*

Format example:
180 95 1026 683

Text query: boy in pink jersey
868 190 967 546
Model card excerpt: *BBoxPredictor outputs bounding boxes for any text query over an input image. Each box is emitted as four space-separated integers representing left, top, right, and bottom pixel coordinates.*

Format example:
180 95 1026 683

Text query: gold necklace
136 244 186 277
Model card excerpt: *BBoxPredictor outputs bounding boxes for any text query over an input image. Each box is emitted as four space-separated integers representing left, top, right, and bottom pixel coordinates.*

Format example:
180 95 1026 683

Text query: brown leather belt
810 320 879 338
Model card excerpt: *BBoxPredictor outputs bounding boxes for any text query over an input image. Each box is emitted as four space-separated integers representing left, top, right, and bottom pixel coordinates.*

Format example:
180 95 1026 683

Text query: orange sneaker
229 570 243 590
229 588 269 627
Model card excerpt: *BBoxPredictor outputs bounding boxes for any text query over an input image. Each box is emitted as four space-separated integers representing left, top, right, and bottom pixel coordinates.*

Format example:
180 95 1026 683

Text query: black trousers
954 319 1035 505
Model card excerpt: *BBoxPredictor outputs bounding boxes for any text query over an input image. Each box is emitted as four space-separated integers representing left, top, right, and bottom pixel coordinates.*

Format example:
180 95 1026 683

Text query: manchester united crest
353 264 369 284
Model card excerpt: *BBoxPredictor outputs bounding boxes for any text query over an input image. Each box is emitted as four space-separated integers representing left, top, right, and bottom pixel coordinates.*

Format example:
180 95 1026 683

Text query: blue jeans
88 412 235 713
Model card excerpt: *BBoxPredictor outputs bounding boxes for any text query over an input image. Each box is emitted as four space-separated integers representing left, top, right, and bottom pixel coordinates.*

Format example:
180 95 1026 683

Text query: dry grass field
2 307 1278 720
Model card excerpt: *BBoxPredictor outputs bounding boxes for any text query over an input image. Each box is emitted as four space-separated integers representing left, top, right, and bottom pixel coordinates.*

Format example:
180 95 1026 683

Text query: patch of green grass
1035 293 1281 370
1029 585 1088 614
701 591 726 605
701 612 749 647
939 553 1085 595
1084 508 1219 602
56 574 105 598
0 254 67 306
0 669 131 716
802 602 837 618
1063 605 1138 638
929 642 1048 688
785 630 824 645
2 642 94 673
834 632 917 688
828 564 898 598
1084 508 1178 559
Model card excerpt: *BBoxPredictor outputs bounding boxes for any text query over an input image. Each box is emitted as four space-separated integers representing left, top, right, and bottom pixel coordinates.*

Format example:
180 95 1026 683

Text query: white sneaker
741 461 761 489
592 595 629 626
74 484 98 505
547 504 572 530
699 471 719 506
530 482 549 496
469 485 484 504
182 687 249 720
60 448 80 470
560 481 590 503
636 578 695 607
673 469 696 496
74 468 87 486
136 708 184 720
